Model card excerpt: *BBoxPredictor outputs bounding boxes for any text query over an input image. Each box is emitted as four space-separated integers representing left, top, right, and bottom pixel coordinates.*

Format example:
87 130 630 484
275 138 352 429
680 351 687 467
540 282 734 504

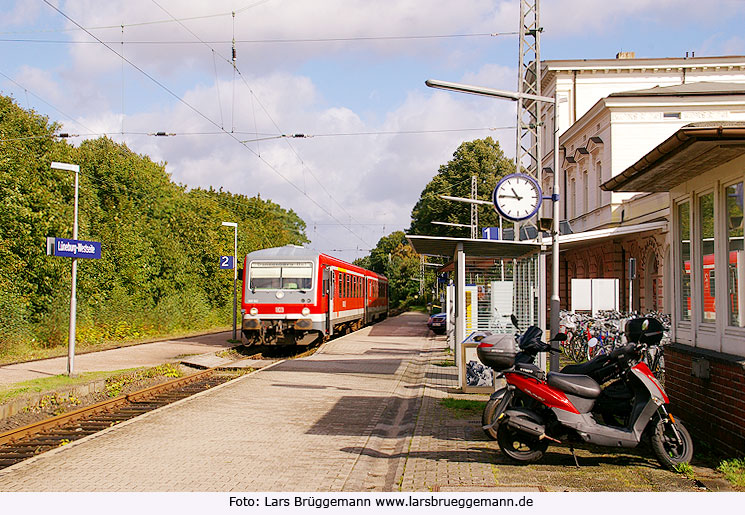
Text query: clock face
492 173 543 221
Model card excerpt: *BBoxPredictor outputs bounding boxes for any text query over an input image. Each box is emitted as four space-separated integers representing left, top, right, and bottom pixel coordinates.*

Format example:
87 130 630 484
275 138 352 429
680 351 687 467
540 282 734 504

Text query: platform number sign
219 255 234 270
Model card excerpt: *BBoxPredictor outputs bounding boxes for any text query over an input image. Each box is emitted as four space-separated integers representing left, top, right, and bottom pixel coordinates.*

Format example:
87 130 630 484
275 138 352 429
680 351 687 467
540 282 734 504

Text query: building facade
540 54 745 314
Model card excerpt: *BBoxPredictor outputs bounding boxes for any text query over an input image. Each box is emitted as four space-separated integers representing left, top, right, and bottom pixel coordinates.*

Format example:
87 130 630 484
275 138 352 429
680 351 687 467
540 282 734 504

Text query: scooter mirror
551 332 567 342
588 337 598 348
511 314 519 328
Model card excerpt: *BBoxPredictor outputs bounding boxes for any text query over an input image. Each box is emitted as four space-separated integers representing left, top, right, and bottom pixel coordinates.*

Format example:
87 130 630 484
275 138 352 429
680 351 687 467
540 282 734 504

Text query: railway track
0 367 243 470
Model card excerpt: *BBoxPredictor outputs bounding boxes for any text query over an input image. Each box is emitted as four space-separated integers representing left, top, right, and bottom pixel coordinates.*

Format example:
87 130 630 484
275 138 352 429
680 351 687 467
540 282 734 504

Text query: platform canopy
406 234 543 259
601 122 745 193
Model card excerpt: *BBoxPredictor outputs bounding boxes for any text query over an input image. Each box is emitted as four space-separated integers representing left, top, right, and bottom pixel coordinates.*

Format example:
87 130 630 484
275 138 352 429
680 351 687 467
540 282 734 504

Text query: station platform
0 313 720 492
0 332 235 386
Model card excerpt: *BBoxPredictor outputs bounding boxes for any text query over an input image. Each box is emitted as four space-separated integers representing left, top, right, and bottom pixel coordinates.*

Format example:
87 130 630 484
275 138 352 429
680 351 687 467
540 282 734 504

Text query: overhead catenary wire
0 33 513 44
147 0 371 245
41 0 373 249
1 1 274 35
0 70 98 136
0 126 509 144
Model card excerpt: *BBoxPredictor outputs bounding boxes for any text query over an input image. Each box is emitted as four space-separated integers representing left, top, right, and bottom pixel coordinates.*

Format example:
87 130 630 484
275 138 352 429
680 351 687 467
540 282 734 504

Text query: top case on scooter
547 372 602 414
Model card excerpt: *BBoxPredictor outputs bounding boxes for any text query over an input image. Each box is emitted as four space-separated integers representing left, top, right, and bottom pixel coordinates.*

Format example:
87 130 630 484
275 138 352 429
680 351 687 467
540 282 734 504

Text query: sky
2 0 745 263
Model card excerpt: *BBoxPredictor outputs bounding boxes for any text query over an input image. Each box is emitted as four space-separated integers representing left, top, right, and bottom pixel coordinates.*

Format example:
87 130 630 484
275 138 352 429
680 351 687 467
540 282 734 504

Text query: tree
0 94 310 352
409 137 516 237
359 231 421 308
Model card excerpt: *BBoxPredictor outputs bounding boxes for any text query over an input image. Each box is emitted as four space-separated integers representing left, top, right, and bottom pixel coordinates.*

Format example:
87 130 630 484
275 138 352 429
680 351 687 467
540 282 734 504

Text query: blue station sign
219 255 234 269
48 237 102 259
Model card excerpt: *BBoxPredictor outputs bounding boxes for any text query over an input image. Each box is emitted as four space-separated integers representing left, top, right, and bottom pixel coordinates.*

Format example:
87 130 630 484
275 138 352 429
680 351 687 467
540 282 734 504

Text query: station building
538 54 745 454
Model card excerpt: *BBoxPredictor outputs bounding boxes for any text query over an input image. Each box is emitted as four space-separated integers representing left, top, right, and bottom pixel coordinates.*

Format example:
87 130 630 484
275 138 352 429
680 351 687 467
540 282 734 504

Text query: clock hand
498 195 520 199
510 187 523 201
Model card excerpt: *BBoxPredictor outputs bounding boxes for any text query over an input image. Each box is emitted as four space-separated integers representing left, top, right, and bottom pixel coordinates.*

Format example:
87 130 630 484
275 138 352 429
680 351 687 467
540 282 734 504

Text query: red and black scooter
477 317 693 469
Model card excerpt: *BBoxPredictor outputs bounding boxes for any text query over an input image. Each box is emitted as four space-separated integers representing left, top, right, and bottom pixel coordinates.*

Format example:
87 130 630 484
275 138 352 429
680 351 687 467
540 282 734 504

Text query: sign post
51 162 80 377
221 222 238 340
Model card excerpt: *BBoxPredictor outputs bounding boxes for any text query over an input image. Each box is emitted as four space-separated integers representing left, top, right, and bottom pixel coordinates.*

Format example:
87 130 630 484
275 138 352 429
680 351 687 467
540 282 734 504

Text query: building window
726 182 744 327
582 170 588 213
596 162 602 207
699 192 716 323
570 177 576 218
679 201 691 322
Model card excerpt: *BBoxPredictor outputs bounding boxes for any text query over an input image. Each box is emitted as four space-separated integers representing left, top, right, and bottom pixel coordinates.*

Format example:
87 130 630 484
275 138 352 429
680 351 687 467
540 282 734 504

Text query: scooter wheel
650 416 693 469
482 395 503 440
496 417 548 463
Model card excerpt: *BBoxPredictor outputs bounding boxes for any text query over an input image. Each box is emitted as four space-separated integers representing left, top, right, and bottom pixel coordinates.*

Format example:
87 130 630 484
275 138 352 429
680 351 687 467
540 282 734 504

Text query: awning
601 123 745 192
549 220 668 250
406 234 544 259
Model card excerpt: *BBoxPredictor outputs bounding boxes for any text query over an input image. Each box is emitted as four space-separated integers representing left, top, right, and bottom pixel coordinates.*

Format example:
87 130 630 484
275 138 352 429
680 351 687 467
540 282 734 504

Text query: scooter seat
560 354 611 376
547 372 601 399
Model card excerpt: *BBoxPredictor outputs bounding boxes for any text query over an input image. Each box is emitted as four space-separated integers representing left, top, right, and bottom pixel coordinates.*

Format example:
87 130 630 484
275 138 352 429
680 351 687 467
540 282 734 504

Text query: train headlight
250 307 259 316
302 307 310 316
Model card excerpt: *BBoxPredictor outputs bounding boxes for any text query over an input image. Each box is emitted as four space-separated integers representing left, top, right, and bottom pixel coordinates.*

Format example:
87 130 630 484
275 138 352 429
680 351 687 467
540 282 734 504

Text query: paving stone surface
0 314 709 492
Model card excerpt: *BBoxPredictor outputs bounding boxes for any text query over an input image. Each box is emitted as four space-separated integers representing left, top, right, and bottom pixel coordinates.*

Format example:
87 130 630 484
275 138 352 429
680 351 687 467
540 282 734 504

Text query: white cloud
9 0 745 262
61 61 515 258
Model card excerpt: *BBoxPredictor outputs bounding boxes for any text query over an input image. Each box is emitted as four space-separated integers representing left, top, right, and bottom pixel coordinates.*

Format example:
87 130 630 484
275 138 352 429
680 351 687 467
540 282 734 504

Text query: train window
249 261 313 290
710 270 716 297
726 182 744 327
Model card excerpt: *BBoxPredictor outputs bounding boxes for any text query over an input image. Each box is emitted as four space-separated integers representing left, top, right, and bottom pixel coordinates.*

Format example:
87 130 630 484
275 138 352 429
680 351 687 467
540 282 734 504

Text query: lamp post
221 221 238 340
51 161 80 377
425 79 562 371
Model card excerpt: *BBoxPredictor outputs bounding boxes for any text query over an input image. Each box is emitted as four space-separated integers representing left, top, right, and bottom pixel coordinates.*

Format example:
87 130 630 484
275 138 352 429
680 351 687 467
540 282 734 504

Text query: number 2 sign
219 256 234 270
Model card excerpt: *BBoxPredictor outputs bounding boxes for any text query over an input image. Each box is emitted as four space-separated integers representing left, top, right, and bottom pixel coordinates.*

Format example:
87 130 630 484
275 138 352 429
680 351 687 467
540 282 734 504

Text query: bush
0 286 33 353
33 293 70 348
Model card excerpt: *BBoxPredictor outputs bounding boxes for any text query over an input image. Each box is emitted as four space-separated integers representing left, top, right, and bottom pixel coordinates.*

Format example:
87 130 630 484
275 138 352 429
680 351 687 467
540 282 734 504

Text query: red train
241 245 388 345
683 250 741 321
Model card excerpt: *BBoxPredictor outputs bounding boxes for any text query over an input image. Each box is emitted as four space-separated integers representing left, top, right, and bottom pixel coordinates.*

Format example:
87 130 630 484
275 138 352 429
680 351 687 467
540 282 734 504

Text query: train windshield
249 261 313 290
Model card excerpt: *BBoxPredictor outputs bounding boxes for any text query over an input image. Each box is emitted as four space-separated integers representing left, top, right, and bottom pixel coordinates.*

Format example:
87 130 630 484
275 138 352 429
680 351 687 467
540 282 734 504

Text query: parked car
427 312 447 335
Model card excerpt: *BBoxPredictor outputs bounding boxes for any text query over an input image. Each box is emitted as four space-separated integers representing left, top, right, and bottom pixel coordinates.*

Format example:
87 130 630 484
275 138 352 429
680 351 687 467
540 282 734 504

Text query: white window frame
721 177 745 354
693 187 719 351
673 196 692 345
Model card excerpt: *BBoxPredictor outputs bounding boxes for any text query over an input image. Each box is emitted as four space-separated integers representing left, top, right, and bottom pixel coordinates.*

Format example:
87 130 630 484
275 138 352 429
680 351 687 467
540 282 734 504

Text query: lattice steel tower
470 175 478 239
515 0 543 184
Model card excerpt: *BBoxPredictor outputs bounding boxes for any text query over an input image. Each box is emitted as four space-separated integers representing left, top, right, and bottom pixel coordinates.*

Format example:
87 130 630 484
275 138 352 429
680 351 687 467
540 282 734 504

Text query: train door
364 277 369 324
324 266 334 336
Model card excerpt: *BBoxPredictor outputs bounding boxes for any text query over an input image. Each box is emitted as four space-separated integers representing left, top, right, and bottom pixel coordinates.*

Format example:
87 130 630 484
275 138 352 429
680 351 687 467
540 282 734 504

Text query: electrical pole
471 175 478 239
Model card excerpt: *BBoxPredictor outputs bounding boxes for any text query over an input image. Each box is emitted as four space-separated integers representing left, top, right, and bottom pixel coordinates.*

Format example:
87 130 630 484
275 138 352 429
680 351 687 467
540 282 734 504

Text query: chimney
616 51 636 59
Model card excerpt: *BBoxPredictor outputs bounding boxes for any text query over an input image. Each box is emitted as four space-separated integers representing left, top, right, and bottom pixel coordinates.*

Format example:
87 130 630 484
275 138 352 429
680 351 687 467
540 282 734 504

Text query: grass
0 368 138 405
718 458 745 488
674 462 695 480
440 397 486 419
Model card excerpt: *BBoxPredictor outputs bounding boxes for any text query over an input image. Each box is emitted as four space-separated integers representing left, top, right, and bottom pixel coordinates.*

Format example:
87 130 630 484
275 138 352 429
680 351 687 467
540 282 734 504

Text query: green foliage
718 457 745 488
0 94 308 356
409 137 516 237
363 230 422 307
674 462 695 480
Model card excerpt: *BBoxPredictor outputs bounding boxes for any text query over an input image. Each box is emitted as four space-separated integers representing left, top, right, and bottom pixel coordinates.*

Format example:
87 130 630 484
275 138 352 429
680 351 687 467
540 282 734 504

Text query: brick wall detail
666 346 745 456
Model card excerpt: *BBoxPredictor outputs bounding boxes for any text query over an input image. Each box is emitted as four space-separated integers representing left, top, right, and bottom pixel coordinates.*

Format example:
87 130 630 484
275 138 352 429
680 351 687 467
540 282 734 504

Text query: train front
241 246 323 346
